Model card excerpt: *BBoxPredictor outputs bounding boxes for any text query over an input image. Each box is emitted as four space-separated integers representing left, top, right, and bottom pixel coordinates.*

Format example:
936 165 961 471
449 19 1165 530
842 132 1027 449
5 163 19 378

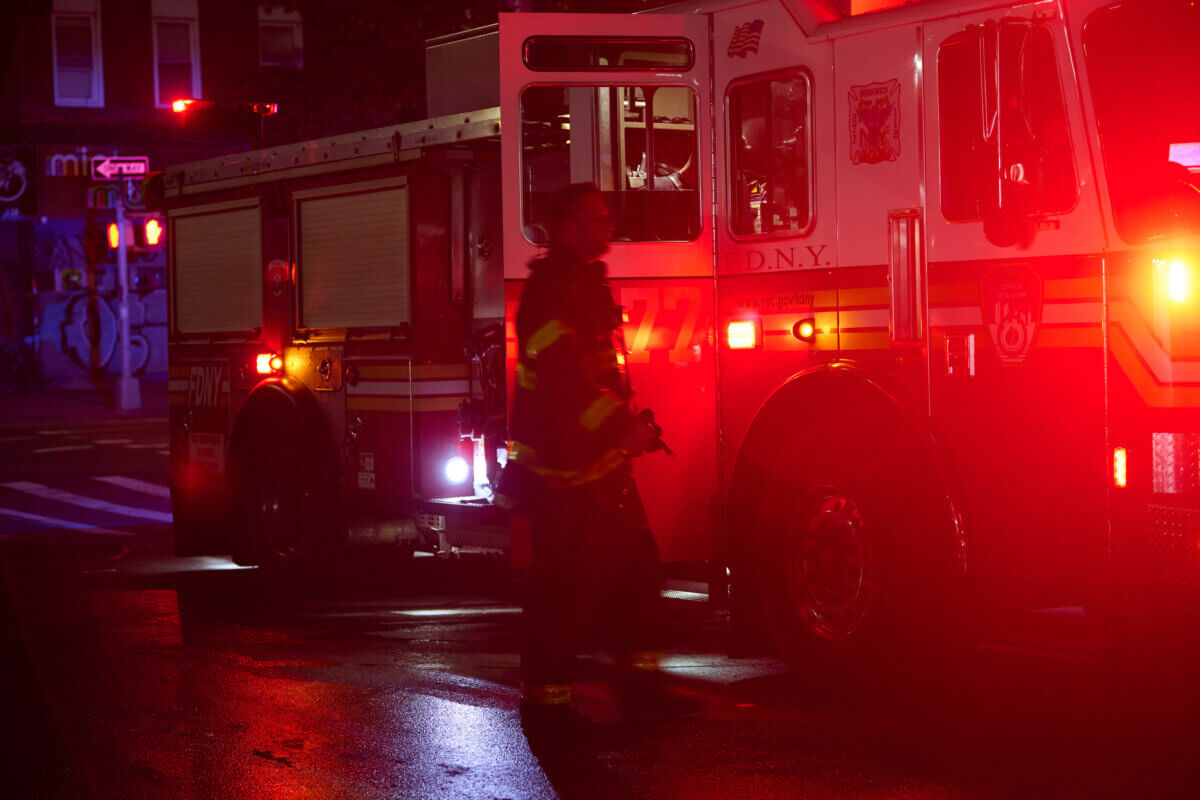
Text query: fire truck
166 0 1199 668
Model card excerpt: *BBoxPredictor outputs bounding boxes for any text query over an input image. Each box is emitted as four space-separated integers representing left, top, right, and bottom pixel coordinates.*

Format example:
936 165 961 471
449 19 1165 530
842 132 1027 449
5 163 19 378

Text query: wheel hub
787 491 874 640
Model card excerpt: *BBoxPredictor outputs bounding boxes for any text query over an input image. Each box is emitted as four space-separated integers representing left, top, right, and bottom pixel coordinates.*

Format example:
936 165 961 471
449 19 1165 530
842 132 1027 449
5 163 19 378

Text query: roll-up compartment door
171 201 263 334
296 180 410 331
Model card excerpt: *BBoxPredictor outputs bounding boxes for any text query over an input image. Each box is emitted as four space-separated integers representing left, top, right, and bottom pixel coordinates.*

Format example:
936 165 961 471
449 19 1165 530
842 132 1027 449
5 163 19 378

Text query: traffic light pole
114 184 141 411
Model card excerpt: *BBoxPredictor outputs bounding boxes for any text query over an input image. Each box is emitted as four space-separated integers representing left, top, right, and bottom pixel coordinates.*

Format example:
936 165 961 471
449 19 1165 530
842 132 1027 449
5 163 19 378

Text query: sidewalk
0 378 168 430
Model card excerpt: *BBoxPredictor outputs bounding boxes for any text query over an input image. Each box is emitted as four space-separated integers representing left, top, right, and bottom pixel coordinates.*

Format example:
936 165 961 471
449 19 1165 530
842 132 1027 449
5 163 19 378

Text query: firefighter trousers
521 469 662 689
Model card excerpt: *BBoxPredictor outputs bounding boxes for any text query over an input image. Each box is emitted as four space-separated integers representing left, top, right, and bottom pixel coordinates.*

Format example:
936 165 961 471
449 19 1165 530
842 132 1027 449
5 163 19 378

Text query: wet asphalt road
2 419 1200 799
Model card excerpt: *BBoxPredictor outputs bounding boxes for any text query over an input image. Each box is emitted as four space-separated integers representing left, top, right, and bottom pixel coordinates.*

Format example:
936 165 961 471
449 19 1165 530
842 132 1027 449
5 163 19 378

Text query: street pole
114 183 141 411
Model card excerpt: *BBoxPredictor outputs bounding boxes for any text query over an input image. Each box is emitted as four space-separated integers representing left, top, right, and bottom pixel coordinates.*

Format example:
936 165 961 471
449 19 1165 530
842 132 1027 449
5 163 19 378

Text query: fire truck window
1084 0 1200 242
728 72 812 237
523 37 693 72
938 23 1077 224
521 84 700 243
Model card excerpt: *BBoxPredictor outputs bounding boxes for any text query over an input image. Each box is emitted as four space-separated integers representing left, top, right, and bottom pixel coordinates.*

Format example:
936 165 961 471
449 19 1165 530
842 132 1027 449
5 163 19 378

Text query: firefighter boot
519 684 593 741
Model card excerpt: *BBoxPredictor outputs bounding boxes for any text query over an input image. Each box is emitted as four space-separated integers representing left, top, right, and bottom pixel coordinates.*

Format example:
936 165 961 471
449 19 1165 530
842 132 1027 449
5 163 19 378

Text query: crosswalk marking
0 506 131 536
94 476 172 499
93 438 133 445
126 442 170 450
33 444 95 454
1 482 173 523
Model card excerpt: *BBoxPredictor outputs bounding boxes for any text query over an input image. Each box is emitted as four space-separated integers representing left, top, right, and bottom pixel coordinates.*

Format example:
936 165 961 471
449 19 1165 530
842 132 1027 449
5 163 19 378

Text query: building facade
0 0 296 388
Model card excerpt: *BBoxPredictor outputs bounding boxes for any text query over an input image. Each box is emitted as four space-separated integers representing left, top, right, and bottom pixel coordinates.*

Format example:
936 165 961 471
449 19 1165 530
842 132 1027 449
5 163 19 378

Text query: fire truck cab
484 0 1200 668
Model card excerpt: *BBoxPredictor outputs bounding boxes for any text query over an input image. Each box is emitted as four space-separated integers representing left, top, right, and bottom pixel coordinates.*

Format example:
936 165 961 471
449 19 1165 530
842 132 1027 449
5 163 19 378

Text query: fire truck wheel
241 411 340 574
749 420 967 689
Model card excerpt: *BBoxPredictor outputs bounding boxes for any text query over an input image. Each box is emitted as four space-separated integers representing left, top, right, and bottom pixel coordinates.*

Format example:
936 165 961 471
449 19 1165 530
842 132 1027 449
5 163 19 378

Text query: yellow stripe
838 286 889 306
1045 276 1102 300
355 364 410 380
1110 325 1200 408
515 361 536 390
508 441 629 487
347 396 464 412
579 394 621 431
1038 327 1102 349
528 320 570 357
840 331 892 350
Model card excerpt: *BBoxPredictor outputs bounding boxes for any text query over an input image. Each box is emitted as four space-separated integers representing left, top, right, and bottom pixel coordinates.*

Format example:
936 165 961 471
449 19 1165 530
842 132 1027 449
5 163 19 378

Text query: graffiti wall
34 218 167 383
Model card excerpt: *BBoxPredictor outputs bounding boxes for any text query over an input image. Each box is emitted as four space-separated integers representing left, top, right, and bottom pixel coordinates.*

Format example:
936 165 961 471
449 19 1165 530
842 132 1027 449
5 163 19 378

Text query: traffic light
107 214 166 259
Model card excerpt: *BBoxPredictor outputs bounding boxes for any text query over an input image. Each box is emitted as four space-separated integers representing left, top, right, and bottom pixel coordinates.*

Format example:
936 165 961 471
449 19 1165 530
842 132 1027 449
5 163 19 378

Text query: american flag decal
727 19 764 58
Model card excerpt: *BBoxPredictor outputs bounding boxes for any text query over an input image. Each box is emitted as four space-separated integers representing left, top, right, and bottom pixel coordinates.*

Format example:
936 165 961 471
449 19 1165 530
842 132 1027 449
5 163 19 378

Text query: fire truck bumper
414 497 510 555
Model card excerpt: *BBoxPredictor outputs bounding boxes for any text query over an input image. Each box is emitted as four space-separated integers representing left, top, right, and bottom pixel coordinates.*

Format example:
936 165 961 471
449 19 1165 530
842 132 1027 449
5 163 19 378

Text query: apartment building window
259 7 304 69
153 0 201 107
52 0 104 107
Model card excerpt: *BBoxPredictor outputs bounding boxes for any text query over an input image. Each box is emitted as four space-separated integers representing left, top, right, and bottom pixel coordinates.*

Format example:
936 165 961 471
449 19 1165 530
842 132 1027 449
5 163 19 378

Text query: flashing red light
144 218 163 246
727 320 760 350
256 353 283 375
172 99 194 113
1113 446 1128 488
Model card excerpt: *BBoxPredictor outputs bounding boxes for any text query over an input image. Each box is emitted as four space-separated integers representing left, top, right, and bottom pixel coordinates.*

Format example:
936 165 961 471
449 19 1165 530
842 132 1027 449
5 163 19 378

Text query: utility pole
113 184 141 411
91 155 150 411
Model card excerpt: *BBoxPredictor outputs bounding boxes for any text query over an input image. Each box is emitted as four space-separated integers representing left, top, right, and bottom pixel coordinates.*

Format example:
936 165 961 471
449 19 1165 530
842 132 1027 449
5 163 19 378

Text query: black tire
741 405 968 691
239 407 341 576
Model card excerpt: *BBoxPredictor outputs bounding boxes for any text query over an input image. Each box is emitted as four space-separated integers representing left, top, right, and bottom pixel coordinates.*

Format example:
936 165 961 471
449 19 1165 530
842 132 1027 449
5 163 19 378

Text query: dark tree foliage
256 0 678 145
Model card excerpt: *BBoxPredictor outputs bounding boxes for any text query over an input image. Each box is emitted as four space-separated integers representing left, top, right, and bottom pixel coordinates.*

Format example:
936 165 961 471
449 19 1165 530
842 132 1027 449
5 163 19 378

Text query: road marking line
0 482 174 523
36 430 70 436
0 436 36 443
94 438 133 445
33 445 95 454
0 506 131 536
125 442 170 450
94 476 172 499
156 450 170 456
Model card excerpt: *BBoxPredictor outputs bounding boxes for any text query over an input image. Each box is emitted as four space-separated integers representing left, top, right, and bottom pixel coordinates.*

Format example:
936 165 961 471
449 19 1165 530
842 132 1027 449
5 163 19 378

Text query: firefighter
500 182 698 738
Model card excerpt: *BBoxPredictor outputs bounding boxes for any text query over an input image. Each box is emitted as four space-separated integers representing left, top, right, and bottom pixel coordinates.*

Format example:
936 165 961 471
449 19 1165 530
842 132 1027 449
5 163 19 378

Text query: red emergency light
256 353 284 375
727 320 761 350
1113 446 1128 489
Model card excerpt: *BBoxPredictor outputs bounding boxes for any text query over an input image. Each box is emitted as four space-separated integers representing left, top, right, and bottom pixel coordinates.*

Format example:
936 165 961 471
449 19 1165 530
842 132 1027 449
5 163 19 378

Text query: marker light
727 320 760 350
793 318 817 342
107 222 120 249
171 99 194 113
144 218 163 246
1167 260 1190 303
1113 446 1127 488
444 456 470 485
256 353 283 375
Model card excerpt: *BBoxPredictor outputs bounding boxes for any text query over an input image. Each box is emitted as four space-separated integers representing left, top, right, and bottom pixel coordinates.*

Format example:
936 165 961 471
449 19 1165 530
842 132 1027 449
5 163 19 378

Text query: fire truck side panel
921 5 1111 612
167 192 267 554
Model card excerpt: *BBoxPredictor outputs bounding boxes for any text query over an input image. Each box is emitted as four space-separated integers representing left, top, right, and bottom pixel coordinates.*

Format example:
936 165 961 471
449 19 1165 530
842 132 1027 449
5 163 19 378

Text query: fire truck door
832 26 928 411
921 5 1109 611
498 12 720 564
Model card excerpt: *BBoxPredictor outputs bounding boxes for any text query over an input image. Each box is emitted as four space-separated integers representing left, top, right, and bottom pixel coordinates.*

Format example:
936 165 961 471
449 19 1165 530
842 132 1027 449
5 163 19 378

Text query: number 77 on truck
163 0 1200 671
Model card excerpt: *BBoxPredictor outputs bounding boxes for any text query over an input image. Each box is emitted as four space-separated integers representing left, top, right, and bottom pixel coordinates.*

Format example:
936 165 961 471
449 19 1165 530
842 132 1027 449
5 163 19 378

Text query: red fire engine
166 0 1199 668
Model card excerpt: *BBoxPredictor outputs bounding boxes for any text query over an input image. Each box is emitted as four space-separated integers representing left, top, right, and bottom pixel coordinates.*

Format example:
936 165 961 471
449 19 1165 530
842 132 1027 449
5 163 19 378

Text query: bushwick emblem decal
848 80 901 164
982 266 1043 364
728 20 764 58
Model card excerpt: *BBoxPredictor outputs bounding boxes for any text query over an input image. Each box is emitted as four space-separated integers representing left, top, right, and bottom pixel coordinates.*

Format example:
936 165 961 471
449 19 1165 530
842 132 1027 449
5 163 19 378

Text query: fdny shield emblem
848 80 901 165
982 266 1043 364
